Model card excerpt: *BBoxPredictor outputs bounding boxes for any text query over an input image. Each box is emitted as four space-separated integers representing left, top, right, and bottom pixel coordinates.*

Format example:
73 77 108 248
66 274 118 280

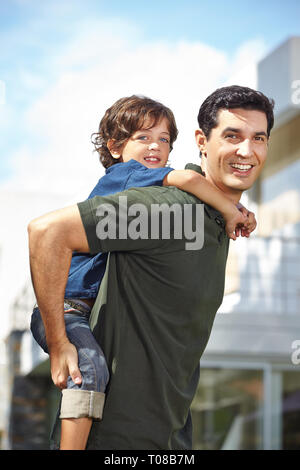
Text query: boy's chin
144 163 165 169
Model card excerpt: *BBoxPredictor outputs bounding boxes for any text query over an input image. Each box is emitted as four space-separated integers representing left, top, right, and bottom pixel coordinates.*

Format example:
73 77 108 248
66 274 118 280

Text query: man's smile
229 162 255 176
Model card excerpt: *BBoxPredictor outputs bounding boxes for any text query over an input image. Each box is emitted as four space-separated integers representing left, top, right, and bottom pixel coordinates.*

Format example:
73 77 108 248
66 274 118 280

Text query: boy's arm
163 169 256 240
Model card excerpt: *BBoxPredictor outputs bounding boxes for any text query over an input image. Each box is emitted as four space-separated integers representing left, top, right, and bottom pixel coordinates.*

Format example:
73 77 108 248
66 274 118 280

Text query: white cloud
224 38 267 87
1 21 266 199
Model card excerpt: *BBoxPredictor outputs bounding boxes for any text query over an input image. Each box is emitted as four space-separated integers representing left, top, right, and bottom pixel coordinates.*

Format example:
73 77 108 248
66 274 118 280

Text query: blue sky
1 0 300 51
0 0 300 191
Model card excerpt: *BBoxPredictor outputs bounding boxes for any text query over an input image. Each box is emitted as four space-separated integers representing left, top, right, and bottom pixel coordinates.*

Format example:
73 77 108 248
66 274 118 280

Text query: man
28 85 274 450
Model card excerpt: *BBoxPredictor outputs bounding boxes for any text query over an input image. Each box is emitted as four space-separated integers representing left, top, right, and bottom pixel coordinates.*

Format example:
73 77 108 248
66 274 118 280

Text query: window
192 366 300 450
191 368 264 450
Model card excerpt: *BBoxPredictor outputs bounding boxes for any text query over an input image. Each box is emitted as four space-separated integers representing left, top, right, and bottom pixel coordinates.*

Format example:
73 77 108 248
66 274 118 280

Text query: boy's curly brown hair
91 95 178 169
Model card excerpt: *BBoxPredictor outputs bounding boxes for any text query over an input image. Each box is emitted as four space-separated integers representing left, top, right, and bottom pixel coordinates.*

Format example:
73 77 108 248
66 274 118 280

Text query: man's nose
236 139 253 158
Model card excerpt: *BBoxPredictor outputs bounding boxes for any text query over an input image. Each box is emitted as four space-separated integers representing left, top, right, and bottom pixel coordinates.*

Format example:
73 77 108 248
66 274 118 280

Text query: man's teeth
145 157 159 161
231 163 252 171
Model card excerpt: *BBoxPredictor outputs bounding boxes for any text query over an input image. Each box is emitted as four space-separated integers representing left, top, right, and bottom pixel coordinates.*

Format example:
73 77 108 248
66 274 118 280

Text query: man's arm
28 204 89 388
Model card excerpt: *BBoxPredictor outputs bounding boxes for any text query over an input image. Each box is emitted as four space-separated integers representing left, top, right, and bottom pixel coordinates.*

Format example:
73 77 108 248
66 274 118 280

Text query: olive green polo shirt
77 165 229 450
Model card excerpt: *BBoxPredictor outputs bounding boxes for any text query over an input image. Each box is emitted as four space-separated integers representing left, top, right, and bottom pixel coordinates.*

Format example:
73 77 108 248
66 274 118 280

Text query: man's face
195 108 269 201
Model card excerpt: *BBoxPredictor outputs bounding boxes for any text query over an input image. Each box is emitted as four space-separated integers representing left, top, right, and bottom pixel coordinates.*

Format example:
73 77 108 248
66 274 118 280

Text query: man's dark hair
197 85 275 139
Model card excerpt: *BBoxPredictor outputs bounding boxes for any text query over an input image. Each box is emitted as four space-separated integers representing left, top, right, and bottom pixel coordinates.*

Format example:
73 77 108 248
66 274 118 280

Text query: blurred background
0 0 300 450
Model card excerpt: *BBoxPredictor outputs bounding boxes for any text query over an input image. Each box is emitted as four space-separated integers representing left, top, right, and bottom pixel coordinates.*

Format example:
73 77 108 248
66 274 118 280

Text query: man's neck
201 163 242 204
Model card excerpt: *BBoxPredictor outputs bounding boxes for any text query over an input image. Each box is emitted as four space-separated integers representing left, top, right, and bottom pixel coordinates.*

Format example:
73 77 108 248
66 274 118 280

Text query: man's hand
49 340 82 389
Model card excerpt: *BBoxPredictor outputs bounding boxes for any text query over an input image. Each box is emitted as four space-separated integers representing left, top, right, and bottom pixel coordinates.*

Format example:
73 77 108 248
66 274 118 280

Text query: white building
193 37 300 450
0 190 73 449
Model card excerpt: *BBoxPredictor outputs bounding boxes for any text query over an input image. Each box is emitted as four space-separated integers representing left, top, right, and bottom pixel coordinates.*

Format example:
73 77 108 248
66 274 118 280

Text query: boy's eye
160 137 169 143
137 135 148 141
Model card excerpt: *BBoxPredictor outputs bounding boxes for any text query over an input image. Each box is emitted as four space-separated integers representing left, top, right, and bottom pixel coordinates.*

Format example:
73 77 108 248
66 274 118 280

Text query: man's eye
225 134 238 139
254 136 265 142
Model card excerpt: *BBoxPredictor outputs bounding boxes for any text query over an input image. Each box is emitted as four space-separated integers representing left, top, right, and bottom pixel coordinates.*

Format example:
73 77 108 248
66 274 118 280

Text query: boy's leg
60 418 92 450
59 310 109 449
30 306 109 449
30 306 49 353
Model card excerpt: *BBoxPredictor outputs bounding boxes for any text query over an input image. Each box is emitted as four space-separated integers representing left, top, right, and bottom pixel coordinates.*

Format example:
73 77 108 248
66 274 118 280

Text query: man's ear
107 139 122 159
195 129 208 157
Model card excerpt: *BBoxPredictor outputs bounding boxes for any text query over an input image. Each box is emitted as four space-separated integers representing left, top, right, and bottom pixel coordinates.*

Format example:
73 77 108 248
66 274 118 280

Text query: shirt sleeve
77 186 192 255
87 179 104 199
126 165 174 189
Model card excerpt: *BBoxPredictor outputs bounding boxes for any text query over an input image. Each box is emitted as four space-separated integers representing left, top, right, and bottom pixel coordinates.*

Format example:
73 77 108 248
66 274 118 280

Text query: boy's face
116 117 171 168
195 108 269 201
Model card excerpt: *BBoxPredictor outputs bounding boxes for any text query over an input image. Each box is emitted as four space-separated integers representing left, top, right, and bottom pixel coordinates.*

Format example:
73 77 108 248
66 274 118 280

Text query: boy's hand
224 208 247 240
222 203 257 240
235 203 257 238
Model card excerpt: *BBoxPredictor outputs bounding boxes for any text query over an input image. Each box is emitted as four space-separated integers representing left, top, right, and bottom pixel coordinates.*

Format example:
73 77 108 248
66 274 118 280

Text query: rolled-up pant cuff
60 389 105 420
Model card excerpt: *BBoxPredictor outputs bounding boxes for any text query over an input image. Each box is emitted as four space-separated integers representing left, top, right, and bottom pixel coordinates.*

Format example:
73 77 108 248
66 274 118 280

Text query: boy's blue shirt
65 159 174 298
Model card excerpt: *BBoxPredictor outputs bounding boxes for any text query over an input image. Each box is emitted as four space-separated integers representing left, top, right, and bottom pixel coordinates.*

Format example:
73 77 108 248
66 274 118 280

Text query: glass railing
221 235 300 315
